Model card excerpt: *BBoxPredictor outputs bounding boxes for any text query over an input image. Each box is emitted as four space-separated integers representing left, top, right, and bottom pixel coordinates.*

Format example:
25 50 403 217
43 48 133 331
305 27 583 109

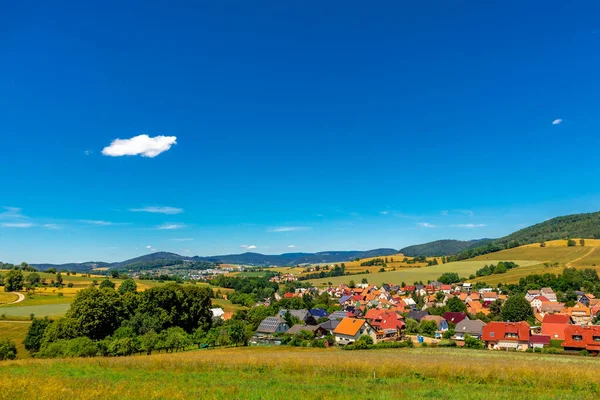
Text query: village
205 280 600 354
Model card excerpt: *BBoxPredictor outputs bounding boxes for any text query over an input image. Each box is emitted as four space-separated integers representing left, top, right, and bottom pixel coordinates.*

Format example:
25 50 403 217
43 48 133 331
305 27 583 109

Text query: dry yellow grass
0 292 19 304
0 347 599 399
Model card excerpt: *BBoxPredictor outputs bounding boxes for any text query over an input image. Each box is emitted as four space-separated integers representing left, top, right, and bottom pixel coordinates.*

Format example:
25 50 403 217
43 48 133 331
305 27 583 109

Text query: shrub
438 339 456 347
463 334 485 349
419 320 438 336
0 338 17 360
66 337 98 357
580 349 589 357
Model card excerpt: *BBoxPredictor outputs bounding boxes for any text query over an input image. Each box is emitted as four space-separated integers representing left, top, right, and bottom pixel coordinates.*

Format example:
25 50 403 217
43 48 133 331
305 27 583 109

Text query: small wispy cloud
452 223 487 228
1 222 34 228
80 220 114 226
0 206 27 220
455 209 474 217
288 244 296 248
84 150 93 156
171 238 193 242
130 206 183 215
417 222 436 228
43 223 61 230
146 245 157 252
380 211 389 215
268 226 311 232
240 244 257 250
157 223 185 230
440 210 449 216
393 213 420 220
552 119 563 125
102 134 177 158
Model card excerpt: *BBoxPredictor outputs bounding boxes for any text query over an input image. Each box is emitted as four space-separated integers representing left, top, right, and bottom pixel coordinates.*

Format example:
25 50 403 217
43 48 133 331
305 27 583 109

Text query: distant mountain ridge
400 239 493 257
31 248 399 271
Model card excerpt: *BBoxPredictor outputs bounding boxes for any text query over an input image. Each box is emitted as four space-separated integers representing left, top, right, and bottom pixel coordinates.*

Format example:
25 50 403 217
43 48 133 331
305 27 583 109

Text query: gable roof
443 312 468 324
329 310 350 320
481 321 530 342
422 315 446 327
333 318 370 336
286 324 325 335
530 334 551 345
542 314 572 324
257 317 288 333
455 319 486 336
406 310 429 321
562 325 600 350
318 319 341 332
309 308 329 318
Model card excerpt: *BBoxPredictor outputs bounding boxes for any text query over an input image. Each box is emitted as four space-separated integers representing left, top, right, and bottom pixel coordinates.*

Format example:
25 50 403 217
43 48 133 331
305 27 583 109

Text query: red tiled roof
481 321 530 342
562 325 600 350
542 314 572 324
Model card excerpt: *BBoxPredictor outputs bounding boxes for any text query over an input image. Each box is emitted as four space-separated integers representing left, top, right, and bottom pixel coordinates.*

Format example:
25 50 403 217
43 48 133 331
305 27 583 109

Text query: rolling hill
400 210 600 257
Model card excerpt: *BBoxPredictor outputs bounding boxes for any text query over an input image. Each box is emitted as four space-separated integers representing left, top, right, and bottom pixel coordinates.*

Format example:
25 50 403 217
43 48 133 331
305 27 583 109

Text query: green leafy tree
4 269 24 292
66 287 126 340
0 338 17 360
99 279 115 290
567 239 576 247
580 239 586 247
227 320 247 346
502 295 533 322
55 272 63 286
447 296 467 313
488 300 503 317
26 272 41 286
438 272 460 284
540 241 546 248
419 320 438 336
464 334 485 349
23 317 53 354
348 280 356 288
118 278 137 295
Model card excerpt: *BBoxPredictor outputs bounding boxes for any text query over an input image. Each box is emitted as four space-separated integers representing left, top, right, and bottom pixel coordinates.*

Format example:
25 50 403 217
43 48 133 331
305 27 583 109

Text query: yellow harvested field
0 321 31 359
0 292 19 304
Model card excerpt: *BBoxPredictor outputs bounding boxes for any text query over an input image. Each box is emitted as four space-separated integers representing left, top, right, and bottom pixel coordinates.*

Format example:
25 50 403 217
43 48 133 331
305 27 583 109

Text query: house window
505 333 518 339
490 332 494 337
573 335 583 342
593 336 600 342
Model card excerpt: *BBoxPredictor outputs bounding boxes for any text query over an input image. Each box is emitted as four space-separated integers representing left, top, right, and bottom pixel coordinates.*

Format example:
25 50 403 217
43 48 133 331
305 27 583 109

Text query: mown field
306 260 540 287
0 292 18 305
1 346 599 399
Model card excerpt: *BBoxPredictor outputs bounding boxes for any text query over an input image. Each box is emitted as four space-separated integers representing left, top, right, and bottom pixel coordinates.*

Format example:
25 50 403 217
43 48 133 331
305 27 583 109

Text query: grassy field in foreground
0 321 30 359
306 260 540 287
0 292 18 304
1 347 599 399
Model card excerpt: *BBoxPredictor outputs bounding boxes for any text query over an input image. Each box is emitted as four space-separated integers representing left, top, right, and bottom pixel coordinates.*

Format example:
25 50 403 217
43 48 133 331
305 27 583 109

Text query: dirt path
2 292 25 305
566 247 596 267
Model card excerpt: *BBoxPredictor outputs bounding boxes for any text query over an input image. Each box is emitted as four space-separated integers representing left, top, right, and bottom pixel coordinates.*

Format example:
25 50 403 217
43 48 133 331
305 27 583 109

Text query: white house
333 318 377 345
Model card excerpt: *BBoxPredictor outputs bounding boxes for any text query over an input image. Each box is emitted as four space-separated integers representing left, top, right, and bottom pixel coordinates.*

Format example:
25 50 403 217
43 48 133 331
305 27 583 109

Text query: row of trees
474 261 519 277
23 282 214 358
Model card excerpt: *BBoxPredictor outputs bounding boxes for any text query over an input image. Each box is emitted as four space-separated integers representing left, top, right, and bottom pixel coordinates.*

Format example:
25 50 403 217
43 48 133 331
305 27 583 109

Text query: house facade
562 325 600 353
333 318 377 345
481 321 530 351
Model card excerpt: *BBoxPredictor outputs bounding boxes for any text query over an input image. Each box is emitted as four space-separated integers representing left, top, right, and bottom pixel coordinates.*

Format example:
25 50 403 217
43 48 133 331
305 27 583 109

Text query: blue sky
1 1 600 263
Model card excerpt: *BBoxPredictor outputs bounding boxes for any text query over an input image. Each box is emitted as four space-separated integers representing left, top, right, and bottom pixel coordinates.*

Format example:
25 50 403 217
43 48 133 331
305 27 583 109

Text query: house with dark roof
333 318 377 345
278 309 312 323
454 319 487 340
256 317 289 337
318 319 341 334
481 321 530 351
406 310 429 322
529 335 551 349
329 310 349 320
309 308 329 319
541 313 572 340
286 324 328 337
443 312 469 325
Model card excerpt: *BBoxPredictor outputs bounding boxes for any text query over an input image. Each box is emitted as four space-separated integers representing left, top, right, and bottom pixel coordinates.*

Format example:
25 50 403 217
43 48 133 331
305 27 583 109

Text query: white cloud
171 238 193 242
552 119 563 125
1 222 34 228
130 206 183 215
146 245 157 251
102 134 177 158
240 244 257 250
268 226 310 232
418 222 436 228
288 245 296 248
84 150 93 156
380 211 389 215
157 223 185 230
452 223 487 228
80 220 114 226
440 210 449 216
0 207 27 220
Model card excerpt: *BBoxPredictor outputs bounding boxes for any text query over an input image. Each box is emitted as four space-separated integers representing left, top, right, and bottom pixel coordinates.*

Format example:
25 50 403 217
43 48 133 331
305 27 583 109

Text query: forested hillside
400 239 492 257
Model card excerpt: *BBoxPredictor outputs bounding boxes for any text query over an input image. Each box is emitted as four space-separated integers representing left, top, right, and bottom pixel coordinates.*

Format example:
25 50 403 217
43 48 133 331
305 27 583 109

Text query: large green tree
447 296 467 313
118 278 137 295
66 287 126 340
502 295 533 322
4 269 24 292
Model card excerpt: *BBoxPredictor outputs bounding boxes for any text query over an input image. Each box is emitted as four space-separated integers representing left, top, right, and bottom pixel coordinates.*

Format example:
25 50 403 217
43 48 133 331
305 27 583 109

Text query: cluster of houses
250 282 600 353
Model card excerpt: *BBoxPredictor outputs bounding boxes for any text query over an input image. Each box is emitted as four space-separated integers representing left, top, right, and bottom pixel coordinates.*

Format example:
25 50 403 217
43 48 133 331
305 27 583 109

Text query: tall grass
1 347 599 399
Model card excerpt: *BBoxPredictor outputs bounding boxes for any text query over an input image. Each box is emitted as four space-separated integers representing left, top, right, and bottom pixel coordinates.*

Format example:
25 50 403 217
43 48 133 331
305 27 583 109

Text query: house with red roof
530 296 550 310
541 314 572 340
481 321 530 351
443 312 469 325
562 325 600 353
